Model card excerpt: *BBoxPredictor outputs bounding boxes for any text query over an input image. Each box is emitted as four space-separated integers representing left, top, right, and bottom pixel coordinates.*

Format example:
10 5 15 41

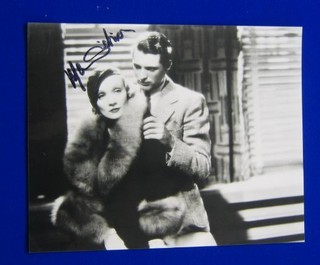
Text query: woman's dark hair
134 31 173 69
86 67 129 114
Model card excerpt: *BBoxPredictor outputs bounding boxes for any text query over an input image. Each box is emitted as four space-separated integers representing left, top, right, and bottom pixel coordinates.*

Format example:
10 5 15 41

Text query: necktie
144 91 152 118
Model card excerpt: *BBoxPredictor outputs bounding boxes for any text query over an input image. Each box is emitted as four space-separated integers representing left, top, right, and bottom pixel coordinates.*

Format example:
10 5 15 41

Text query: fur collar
97 89 147 196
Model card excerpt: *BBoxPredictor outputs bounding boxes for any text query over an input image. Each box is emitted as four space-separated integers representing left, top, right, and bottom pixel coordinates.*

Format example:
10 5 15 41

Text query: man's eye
134 64 141 70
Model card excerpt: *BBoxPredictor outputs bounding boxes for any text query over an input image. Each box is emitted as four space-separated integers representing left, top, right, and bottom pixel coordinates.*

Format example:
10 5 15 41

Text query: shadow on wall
201 189 305 245
28 23 69 202
202 191 247 245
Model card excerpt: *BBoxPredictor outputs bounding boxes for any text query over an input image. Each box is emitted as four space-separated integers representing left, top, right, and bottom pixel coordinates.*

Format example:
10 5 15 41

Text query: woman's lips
110 108 120 113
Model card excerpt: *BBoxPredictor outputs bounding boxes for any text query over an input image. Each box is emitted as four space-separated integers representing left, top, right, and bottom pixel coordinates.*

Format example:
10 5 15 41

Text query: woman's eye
98 93 105 99
114 88 122 93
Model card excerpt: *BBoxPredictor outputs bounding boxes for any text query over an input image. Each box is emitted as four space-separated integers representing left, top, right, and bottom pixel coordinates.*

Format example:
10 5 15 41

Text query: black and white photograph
28 23 303 252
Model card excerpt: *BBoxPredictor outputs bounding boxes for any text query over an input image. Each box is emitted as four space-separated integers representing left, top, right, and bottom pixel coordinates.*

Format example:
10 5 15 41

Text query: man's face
132 49 167 93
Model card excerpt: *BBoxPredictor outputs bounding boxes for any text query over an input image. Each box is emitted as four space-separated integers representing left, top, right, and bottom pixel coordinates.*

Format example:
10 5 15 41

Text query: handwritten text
64 28 136 91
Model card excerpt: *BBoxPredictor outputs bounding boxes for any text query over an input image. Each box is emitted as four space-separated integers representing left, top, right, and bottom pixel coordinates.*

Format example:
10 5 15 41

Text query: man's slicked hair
134 31 173 69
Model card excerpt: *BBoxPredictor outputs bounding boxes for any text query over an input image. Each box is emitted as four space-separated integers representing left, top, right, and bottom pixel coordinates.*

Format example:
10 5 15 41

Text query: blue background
1 0 319 264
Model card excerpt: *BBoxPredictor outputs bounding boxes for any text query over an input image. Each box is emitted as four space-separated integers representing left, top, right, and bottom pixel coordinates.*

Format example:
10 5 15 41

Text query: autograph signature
64 28 136 91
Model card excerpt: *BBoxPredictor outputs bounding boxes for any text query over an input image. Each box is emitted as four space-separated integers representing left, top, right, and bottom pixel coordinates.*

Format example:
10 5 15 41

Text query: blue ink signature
64 28 136 91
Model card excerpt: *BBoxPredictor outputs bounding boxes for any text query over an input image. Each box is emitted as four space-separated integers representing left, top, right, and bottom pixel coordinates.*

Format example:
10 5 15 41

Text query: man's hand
143 116 175 148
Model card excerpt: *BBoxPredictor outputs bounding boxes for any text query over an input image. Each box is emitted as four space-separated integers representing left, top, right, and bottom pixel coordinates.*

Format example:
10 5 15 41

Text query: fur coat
51 88 190 247
51 89 147 245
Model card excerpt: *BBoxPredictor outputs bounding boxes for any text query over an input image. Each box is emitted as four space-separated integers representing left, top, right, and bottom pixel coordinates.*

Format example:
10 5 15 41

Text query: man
132 31 216 247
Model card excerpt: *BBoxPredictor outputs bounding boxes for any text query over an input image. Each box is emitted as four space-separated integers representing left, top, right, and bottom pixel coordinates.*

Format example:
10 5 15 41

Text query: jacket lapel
153 77 179 124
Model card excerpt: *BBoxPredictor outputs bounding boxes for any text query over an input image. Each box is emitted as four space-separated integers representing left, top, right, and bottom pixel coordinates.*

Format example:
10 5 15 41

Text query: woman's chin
102 111 123 120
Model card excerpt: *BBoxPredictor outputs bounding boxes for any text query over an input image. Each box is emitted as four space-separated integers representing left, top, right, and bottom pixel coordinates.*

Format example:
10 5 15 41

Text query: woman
51 67 148 250
51 66 204 250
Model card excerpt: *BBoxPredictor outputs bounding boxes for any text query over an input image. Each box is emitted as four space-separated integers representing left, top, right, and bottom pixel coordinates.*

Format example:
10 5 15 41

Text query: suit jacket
138 76 212 235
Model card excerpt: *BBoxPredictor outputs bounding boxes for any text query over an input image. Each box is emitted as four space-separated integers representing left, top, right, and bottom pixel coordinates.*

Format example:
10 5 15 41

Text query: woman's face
96 75 127 120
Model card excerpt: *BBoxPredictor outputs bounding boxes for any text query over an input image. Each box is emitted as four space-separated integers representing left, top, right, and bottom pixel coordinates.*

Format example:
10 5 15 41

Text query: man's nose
139 68 148 80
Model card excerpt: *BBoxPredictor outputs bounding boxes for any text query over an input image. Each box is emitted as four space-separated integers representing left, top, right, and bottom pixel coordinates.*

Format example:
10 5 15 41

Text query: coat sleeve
63 118 104 196
51 191 111 244
166 94 212 184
